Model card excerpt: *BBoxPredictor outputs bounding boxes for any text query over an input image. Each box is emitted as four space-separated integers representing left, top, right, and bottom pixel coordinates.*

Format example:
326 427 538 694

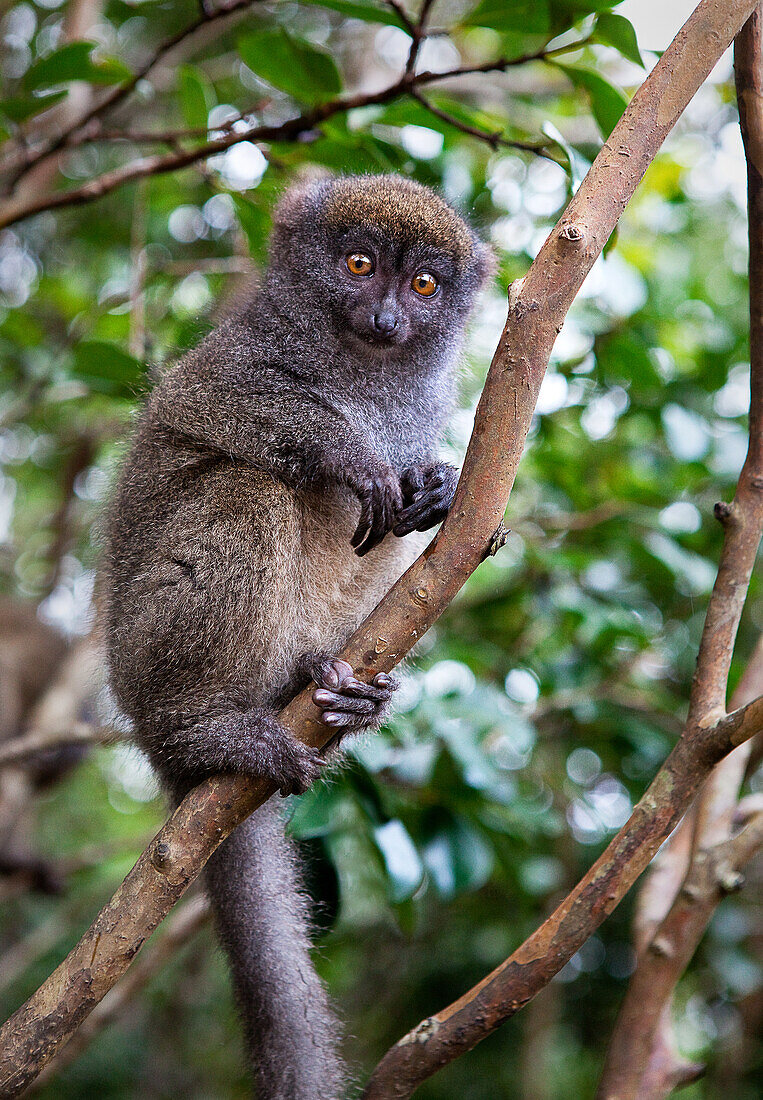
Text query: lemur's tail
205 801 347 1100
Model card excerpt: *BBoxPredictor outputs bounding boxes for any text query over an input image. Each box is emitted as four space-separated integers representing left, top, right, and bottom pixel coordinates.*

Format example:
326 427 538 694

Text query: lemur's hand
344 462 403 556
393 461 459 536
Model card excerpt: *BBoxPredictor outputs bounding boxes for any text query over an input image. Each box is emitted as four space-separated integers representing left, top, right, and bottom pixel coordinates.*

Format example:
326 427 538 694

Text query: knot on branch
715 863 745 894
151 840 172 873
483 521 510 561
559 222 586 243
649 936 674 958
398 1016 440 1046
713 499 738 526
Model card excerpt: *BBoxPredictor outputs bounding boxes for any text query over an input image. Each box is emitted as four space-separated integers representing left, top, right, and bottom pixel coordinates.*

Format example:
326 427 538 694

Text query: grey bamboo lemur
102 174 489 1098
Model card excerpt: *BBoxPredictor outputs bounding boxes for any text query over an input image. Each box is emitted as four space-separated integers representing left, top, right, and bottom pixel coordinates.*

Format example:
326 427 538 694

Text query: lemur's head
269 174 491 355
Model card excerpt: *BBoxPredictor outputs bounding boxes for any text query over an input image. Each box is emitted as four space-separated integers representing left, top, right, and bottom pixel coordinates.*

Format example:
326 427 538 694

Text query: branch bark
0 0 756 1095
362 1 763 1094
29 895 210 1093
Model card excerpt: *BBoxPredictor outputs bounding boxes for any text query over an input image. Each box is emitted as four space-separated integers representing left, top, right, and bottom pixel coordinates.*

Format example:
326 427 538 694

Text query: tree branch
0 723 119 768
0 0 755 1094
0 37 595 231
409 89 552 157
595 10 763 1096
1 0 265 189
30 895 210 1092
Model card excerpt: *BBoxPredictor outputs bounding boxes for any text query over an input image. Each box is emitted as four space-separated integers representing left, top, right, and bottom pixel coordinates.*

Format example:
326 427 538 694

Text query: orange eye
346 252 374 276
412 272 438 297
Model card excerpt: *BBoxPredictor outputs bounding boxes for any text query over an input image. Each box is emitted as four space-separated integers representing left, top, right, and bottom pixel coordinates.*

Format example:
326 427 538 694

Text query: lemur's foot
310 657 397 732
393 461 459 536
261 723 327 796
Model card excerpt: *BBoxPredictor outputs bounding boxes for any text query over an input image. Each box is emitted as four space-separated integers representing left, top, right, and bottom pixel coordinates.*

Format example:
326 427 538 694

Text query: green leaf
230 193 270 257
238 28 342 104
24 42 131 92
373 819 424 902
594 12 644 67
463 0 551 34
422 815 494 898
70 341 144 396
542 119 590 190
301 0 408 28
178 65 214 131
0 91 68 124
557 63 628 137
551 0 618 15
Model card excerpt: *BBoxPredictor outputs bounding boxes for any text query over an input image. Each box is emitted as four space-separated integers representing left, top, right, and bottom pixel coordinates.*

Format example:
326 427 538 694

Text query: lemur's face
273 176 490 358
328 231 458 351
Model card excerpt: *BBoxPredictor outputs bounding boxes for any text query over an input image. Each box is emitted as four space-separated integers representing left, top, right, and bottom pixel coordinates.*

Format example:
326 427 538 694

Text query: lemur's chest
289 484 425 657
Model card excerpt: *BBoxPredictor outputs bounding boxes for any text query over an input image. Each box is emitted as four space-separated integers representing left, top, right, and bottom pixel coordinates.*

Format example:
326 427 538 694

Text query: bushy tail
205 801 347 1100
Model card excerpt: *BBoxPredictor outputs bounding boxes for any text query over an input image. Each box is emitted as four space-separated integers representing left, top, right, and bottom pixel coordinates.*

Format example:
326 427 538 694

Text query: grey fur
101 174 488 1097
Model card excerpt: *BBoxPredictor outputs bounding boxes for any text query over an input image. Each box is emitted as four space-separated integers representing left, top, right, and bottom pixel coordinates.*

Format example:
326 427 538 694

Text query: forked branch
595 9 763 1097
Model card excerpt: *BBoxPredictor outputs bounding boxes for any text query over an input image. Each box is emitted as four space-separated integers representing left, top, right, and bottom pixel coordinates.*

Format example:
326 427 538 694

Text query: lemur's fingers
321 709 372 729
339 672 397 700
311 664 397 730
312 689 377 717
400 464 426 501
351 479 386 553
355 480 400 556
351 488 374 550
400 461 457 506
309 657 354 692
393 487 452 536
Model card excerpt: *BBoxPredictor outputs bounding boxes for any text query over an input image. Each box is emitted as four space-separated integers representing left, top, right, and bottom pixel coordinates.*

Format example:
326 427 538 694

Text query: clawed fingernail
323 712 340 725
313 689 332 704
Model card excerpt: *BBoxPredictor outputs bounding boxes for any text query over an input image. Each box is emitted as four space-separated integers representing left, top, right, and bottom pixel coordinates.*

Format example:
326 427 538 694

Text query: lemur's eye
346 253 374 276
412 272 438 297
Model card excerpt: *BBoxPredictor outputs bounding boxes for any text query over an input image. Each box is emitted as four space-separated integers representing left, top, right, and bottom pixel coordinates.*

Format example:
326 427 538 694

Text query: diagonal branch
29 894 210 1093
0 0 756 1095
409 89 551 156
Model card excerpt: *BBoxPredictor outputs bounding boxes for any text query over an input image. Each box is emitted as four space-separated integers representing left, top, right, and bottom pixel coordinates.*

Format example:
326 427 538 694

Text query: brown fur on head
272 172 491 277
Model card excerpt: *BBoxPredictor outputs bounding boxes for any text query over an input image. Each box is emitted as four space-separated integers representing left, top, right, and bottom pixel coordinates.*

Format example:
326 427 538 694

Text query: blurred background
0 0 760 1097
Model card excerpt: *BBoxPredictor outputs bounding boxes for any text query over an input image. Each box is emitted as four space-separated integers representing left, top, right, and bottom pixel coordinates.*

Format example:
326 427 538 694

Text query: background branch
595 10 763 1095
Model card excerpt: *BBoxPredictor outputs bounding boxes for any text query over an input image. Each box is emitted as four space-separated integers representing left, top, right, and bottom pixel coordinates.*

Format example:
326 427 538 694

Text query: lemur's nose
372 310 398 336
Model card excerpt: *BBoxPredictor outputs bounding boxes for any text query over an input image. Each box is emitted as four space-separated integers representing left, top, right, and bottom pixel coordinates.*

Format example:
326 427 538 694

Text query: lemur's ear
272 167 334 230
473 237 497 286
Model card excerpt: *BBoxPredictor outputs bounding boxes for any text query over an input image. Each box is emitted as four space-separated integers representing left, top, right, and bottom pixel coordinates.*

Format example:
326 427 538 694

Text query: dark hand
393 461 459 537
344 462 403 557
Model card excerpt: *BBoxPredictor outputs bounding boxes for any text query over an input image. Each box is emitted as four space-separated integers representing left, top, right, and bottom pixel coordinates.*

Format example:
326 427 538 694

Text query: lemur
102 174 490 1098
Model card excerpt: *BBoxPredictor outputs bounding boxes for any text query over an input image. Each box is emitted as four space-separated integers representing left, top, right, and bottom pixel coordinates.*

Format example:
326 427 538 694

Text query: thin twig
0 723 120 769
1 0 264 190
409 89 552 156
0 38 593 230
